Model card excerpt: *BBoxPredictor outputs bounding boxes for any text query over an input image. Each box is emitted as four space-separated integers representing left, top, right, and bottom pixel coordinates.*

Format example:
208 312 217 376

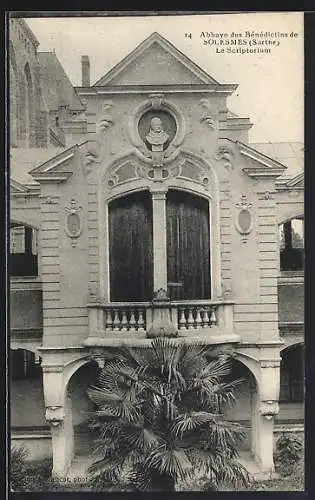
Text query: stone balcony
84 298 240 347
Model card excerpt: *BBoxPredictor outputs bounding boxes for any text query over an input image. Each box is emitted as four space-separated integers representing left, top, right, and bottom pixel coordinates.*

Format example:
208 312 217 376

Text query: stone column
151 189 168 292
251 360 280 474
42 365 74 478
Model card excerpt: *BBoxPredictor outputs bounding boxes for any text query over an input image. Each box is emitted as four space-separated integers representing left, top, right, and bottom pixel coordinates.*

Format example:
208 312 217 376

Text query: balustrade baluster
195 308 202 328
203 308 210 327
129 310 136 331
113 309 120 331
121 310 128 331
210 307 217 325
138 309 145 332
187 308 195 329
105 309 113 331
179 309 186 330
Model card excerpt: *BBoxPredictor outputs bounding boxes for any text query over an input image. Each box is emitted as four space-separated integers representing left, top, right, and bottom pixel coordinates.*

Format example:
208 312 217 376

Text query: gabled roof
10 148 66 186
93 32 224 87
29 144 79 183
236 140 287 178
38 52 85 112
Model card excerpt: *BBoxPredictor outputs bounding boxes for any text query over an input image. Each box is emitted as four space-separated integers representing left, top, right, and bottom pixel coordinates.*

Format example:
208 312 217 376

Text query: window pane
11 226 25 253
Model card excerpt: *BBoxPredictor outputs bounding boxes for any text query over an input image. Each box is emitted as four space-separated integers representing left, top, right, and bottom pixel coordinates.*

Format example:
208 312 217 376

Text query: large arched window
10 223 38 277
166 190 211 300
109 190 153 301
108 189 211 302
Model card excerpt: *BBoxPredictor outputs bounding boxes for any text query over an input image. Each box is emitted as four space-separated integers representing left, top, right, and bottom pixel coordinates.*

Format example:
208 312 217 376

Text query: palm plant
86 338 250 491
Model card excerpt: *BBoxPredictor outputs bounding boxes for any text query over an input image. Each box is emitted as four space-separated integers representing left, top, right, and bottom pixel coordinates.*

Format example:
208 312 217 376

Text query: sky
25 12 304 144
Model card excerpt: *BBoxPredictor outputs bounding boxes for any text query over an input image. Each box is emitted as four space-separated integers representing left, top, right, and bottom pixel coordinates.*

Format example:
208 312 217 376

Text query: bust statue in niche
138 110 176 153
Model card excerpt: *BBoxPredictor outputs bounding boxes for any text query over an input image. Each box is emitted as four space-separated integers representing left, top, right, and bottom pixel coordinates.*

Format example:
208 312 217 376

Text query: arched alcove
277 343 304 423
10 348 46 429
221 358 257 452
66 360 99 456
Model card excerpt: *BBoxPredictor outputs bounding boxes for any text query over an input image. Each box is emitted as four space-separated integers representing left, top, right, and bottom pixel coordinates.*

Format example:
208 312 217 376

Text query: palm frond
145 446 192 482
171 411 217 437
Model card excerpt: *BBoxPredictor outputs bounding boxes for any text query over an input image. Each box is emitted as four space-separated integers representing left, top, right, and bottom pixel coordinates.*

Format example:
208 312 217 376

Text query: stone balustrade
87 299 235 341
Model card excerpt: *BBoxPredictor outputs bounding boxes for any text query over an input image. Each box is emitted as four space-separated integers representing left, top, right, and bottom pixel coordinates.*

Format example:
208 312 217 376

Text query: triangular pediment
237 141 287 178
94 32 219 87
29 144 78 182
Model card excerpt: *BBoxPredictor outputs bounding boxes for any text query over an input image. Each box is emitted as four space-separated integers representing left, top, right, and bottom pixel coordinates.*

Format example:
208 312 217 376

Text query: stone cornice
75 84 238 96
237 141 286 178
30 173 73 183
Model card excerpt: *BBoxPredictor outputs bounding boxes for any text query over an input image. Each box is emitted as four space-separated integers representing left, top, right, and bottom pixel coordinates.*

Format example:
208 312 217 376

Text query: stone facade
10 25 304 478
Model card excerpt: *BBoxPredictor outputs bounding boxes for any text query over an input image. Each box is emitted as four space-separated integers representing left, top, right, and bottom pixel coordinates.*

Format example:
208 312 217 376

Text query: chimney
81 55 90 87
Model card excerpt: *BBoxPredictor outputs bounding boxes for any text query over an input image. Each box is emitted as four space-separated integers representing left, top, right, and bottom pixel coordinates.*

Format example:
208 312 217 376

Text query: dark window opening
11 349 42 381
279 218 304 271
167 190 211 300
109 191 153 302
10 223 38 276
280 345 304 403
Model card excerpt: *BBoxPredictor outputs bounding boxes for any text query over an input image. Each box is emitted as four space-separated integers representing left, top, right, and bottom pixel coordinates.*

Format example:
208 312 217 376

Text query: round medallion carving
138 110 177 152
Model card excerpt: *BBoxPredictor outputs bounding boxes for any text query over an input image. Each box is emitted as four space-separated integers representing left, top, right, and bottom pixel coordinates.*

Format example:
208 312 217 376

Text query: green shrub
274 434 304 477
10 446 30 491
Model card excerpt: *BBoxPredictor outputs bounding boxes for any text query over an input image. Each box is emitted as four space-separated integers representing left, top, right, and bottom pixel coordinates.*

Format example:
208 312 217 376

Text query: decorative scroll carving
82 102 115 175
199 98 217 129
90 350 105 369
258 191 274 201
153 288 170 302
45 406 64 426
64 199 83 247
149 93 165 109
214 146 234 170
235 194 253 243
259 400 279 419
97 101 115 133
107 160 138 188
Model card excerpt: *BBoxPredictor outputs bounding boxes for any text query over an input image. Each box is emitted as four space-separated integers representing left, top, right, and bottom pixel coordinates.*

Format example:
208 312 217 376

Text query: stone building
10 20 304 478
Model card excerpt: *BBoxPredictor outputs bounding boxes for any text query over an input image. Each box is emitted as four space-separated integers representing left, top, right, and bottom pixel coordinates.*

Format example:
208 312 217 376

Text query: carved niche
129 95 186 166
235 194 254 243
64 198 83 247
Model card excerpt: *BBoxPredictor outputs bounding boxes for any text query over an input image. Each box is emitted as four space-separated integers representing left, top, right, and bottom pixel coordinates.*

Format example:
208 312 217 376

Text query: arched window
279 217 304 271
23 62 34 146
166 190 211 300
9 42 19 146
10 223 38 276
109 190 153 301
108 189 211 302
